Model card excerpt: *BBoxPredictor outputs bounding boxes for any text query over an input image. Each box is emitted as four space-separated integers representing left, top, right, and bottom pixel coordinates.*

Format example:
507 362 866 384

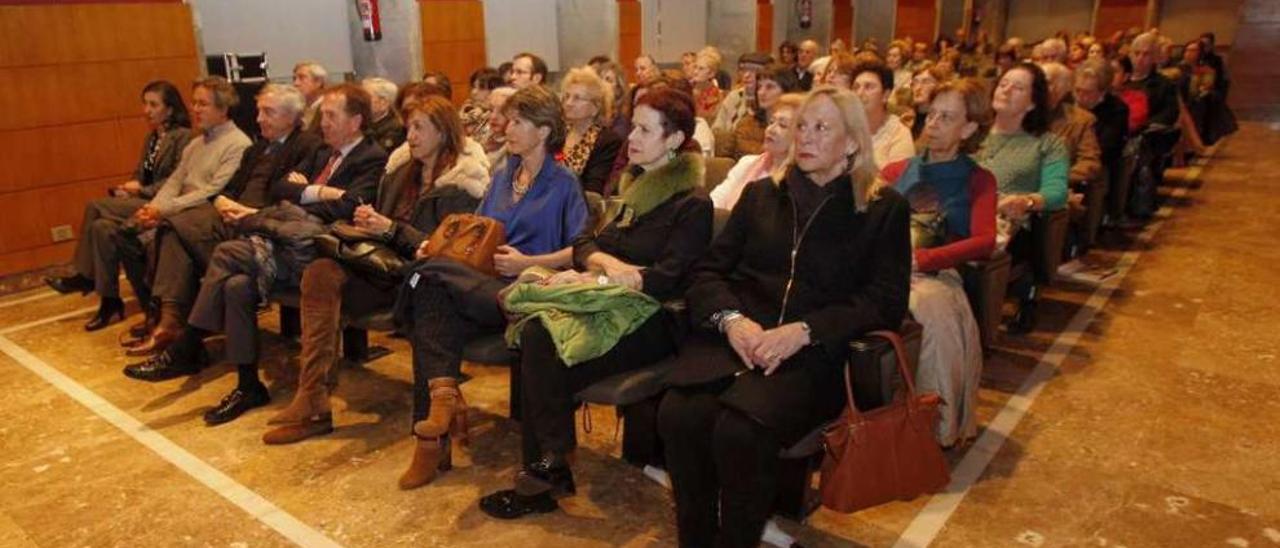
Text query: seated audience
47 78 247 333
711 93 803 210
394 85 587 489
560 67 625 194
478 87 713 519
461 67 505 142
122 84 387 428
510 52 549 89
123 84 324 356
1119 32 1179 130
1072 60 1131 224
717 63 800 160
886 40 913 92
712 52 771 135
975 62 1069 334
634 54 662 86
293 61 328 133
262 95 489 445
658 87 910 546
881 78 996 446
853 59 917 168
363 77 405 153
1111 57 1149 134
385 83 489 175
690 48 724 121
1041 62 1102 254
907 63 946 139
795 39 819 90
819 51 857 89
591 59 631 138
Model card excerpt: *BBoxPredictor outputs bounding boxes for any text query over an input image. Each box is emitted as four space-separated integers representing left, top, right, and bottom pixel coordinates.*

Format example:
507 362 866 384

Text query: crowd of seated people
40 26 1233 546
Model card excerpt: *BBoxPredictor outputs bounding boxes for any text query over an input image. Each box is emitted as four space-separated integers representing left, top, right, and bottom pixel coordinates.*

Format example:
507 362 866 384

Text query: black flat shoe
45 274 93 295
122 348 204 382
1007 298 1038 335
84 298 125 332
514 453 576 498
479 489 558 520
204 385 270 426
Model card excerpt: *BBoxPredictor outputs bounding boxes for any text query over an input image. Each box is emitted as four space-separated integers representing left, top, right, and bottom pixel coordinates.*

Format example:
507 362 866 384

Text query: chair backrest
704 156 736 193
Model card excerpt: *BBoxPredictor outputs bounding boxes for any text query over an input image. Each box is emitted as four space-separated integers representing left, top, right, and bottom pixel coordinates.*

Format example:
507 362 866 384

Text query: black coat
220 128 324 208
578 127 625 195
1089 93 1130 168
377 156 487 259
272 137 387 223
667 169 911 444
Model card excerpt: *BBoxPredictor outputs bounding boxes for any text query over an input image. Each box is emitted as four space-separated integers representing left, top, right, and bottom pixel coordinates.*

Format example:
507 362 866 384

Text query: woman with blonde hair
658 86 911 546
560 66 624 194
711 92 804 210
690 48 724 120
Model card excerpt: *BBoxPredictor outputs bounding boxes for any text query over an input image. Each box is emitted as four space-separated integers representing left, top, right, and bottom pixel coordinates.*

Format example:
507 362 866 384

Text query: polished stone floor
0 124 1276 547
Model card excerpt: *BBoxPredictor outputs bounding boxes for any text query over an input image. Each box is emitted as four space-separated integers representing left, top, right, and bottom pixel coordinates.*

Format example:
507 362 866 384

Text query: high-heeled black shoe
84 297 125 331
44 274 94 295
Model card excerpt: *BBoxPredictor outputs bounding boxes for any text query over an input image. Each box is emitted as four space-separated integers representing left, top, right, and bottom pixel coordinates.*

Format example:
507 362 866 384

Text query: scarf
615 152 703 227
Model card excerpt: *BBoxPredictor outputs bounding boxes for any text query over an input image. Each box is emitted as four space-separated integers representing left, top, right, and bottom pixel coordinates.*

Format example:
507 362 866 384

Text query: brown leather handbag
819 330 950 513
421 213 506 276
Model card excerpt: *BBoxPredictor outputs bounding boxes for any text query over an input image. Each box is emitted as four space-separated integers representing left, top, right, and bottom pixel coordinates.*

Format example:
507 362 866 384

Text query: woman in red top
880 78 996 446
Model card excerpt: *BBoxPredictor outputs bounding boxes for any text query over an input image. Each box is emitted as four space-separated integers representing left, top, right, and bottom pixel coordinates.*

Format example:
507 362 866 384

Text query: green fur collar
618 152 703 221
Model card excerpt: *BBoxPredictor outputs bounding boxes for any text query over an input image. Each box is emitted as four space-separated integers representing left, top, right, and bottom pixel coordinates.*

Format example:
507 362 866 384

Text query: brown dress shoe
262 413 334 445
124 326 180 357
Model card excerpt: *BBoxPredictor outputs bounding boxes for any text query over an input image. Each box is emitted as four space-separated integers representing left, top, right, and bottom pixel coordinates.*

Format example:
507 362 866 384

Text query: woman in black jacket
658 87 912 547
262 95 489 445
560 66 624 194
479 88 713 519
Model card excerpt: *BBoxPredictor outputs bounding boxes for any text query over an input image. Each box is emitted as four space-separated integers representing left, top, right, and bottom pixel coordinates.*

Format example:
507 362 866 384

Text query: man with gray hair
1039 38 1068 64
1073 60 1130 223
121 83 325 355
362 77 405 152
293 61 328 132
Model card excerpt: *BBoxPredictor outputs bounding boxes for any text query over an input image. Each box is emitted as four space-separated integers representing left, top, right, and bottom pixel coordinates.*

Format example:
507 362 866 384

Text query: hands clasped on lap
724 318 811 376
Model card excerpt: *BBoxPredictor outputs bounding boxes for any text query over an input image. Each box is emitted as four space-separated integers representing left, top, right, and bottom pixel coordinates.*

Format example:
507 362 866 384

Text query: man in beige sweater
45 76 250 333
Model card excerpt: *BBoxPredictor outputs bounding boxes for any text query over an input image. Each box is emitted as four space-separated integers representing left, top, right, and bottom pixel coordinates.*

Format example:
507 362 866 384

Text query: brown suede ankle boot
398 434 452 490
412 378 469 446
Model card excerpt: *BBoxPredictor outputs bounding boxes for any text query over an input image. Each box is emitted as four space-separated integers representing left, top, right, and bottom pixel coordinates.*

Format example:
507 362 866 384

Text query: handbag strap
839 329 916 420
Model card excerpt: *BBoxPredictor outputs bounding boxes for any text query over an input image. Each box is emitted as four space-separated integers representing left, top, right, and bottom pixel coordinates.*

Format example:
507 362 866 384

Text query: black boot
1008 285 1039 335
44 274 94 295
84 297 125 331
479 453 574 520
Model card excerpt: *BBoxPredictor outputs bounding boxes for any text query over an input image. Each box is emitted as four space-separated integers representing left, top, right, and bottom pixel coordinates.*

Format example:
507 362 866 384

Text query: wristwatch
596 274 610 286
797 321 818 346
712 309 744 332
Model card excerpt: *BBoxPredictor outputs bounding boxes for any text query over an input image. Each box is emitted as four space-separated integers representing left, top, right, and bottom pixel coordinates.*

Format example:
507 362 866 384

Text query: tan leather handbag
421 214 506 276
819 330 950 513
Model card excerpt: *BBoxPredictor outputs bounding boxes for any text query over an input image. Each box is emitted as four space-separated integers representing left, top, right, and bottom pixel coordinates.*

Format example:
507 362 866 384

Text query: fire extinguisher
797 0 812 30
357 0 382 41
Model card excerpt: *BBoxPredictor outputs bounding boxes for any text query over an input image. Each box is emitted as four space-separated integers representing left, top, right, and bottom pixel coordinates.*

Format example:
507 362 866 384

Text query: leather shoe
84 298 125 332
124 326 181 357
204 385 270 426
45 274 93 295
514 453 575 498
122 348 204 382
479 489 558 520
1007 298 1038 335
262 413 334 445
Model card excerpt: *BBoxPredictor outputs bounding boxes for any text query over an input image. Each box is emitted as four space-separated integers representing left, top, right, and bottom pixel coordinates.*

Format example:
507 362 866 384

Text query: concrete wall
191 0 354 81
484 0 561 70
642 0 708 63
557 0 618 69
708 0 758 67
776 0 833 48
347 0 421 83
856 0 896 50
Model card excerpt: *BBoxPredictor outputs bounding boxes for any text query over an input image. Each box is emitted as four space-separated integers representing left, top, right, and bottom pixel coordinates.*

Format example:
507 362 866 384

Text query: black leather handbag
313 222 407 288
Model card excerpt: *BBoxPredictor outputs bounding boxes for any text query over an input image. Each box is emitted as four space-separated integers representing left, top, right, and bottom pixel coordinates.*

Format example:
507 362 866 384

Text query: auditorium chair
703 156 736 194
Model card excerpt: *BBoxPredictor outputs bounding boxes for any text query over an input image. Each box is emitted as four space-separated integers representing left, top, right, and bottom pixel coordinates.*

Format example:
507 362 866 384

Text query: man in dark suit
796 39 819 91
1073 60 1130 225
125 84 388 427
121 83 325 355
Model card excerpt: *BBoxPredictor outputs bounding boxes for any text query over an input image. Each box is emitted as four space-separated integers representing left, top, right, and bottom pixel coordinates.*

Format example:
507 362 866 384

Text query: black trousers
403 269 507 425
517 313 676 465
658 383 782 548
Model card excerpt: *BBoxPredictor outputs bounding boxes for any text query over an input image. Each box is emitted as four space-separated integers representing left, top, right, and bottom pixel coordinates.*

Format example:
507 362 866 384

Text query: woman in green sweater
975 62 1069 334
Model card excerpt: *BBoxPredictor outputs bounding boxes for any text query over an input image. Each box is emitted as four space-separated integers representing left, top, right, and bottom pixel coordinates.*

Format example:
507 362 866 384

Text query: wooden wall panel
895 0 938 42
832 1 853 48
0 2 197 276
619 0 641 77
1094 0 1150 40
419 0 486 105
756 0 774 54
